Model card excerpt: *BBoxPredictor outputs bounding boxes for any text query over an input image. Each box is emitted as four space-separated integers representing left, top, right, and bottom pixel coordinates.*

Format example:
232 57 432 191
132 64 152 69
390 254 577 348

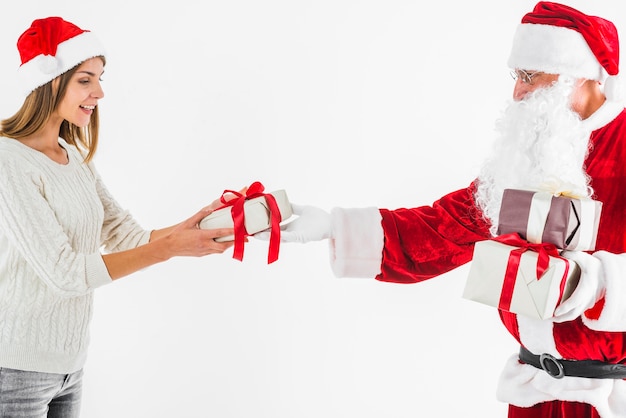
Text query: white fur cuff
582 251 626 331
329 207 383 278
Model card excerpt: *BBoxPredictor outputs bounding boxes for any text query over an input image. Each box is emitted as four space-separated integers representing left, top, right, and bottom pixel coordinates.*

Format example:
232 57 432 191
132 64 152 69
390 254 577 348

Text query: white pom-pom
604 75 625 102
38 55 59 74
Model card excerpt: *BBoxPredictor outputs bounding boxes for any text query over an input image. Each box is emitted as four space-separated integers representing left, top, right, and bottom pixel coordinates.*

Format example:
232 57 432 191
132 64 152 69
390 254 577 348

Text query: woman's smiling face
54 57 105 128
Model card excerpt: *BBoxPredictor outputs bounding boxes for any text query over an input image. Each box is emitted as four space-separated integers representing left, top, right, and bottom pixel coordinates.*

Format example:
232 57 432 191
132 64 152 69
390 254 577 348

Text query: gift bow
537 181 587 199
494 233 570 313
218 181 282 264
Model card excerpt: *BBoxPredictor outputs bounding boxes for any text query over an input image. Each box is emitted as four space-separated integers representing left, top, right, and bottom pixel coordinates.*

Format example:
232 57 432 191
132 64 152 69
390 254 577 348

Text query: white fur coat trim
582 251 626 331
497 354 626 417
329 207 383 278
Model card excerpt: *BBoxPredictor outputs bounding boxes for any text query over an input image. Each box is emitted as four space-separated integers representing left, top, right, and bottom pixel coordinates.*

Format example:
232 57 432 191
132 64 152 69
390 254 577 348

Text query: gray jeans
0 367 83 418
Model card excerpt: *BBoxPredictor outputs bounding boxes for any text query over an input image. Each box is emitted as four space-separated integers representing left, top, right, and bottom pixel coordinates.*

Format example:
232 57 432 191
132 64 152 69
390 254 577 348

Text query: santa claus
257 2 626 417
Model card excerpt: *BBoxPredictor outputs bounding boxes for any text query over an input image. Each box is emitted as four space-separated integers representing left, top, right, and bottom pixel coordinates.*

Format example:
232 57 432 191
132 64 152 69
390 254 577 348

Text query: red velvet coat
377 108 626 364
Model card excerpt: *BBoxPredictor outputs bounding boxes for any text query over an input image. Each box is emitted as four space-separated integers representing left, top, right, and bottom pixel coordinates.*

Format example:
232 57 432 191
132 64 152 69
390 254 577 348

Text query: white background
1 1 624 417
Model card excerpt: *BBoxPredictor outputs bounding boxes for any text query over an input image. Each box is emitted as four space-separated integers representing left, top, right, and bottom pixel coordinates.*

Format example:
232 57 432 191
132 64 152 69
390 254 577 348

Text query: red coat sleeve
377 181 492 284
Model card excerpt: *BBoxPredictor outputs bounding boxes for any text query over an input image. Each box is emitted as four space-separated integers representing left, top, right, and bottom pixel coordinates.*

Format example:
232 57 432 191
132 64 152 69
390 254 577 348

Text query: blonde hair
0 57 105 163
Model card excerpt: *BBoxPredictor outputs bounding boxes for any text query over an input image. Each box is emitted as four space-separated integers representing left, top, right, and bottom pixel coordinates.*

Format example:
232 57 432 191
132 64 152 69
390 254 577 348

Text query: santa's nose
513 79 532 101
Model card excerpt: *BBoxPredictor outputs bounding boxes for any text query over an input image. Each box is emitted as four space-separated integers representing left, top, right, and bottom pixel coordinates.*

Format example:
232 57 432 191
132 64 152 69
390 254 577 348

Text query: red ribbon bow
217 181 282 264
493 233 569 313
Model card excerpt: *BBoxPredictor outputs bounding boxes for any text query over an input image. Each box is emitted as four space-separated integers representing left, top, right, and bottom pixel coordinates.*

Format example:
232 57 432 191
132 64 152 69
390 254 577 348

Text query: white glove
552 250 605 322
254 203 332 243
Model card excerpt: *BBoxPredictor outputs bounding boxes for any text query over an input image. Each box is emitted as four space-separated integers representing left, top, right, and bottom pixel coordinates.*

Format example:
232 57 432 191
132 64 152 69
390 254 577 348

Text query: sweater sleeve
0 156 112 297
89 163 151 252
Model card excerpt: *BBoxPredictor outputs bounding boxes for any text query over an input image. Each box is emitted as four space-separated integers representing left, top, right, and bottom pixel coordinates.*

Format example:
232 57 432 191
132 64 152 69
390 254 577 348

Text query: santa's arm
552 250 626 331
330 182 492 283
582 251 626 331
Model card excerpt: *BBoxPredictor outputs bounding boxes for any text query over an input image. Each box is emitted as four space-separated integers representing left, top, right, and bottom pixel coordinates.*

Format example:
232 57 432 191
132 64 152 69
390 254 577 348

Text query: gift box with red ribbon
462 233 581 319
497 189 602 251
199 182 293 264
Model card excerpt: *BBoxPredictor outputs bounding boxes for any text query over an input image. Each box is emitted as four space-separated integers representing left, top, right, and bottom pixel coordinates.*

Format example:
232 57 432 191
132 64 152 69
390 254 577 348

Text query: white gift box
199 189 293 242
462 239 580 319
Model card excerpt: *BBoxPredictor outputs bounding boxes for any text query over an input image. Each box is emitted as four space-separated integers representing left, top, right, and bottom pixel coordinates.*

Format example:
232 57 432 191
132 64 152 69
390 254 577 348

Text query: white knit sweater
0 137 151 374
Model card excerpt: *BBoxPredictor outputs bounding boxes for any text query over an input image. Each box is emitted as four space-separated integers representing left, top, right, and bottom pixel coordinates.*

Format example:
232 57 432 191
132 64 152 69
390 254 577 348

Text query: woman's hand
103 207 235 280
161 207 235 257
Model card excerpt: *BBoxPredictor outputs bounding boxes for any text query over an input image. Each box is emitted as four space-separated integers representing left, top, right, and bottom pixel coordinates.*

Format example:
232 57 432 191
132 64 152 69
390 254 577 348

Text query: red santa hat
16 17 106 96
508 2 622 101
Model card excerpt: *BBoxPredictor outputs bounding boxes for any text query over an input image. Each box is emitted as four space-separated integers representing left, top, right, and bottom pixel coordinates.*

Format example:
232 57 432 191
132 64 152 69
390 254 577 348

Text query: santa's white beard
475 77 593 235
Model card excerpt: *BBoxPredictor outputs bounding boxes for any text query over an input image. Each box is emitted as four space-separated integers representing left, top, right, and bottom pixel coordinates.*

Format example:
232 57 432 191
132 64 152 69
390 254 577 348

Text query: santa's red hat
508 2 622 101
16 17 106 96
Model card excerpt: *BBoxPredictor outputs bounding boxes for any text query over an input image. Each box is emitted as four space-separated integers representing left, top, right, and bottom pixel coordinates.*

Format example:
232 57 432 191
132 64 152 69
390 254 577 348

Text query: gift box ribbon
527 192 553 244
493 233 570 313
525 191 599 250
217 181 281 264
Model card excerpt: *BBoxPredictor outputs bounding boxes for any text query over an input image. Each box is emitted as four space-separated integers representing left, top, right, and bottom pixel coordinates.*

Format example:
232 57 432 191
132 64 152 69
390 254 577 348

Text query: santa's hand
552 251 604 322
254 203 332 243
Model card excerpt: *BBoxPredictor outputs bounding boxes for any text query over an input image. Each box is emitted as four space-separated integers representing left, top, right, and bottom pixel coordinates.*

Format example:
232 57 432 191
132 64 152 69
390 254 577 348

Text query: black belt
519 346 626 379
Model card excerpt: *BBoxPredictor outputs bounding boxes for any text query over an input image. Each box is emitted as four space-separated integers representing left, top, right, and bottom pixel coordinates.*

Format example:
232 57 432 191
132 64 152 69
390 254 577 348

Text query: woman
0 16 234 417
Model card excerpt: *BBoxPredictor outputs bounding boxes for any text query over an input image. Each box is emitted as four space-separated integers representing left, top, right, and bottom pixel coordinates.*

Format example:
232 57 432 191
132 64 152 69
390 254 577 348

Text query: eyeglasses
510 69 544 85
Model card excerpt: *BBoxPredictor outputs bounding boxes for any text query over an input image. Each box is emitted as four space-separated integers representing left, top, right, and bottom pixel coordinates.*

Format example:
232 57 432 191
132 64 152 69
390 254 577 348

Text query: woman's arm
95 167 241 279
103 207 234 280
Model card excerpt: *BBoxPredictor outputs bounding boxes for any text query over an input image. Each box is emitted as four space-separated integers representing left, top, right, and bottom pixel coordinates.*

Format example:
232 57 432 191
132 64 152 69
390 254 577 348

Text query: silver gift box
199 190 293 242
